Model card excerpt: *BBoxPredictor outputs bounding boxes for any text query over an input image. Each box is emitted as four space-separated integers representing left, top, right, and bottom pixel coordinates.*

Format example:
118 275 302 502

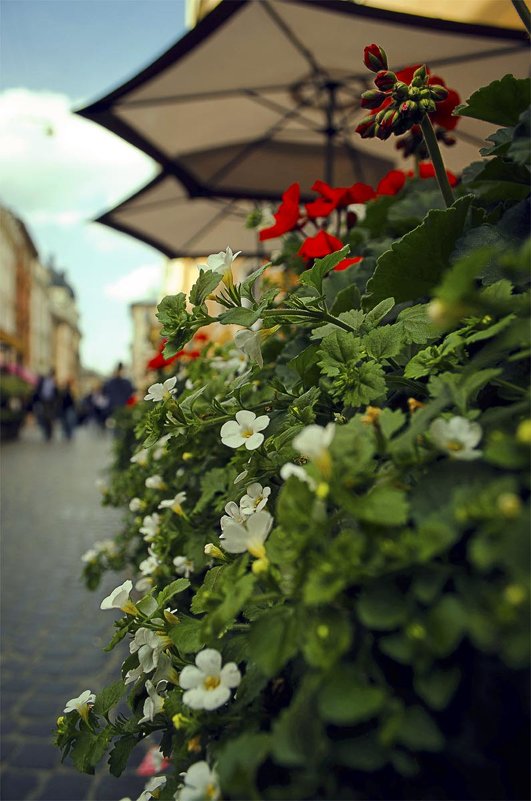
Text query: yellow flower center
204 675 221 691
248 543 266 559
206 783 218 800
446 440 464 452
172 503 184 516
242 427 254 438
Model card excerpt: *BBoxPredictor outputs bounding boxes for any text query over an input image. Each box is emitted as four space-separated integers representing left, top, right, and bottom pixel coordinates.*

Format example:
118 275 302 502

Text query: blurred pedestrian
103 362 135 414
90 385 110 431
59 379 77 440
32 369 59 441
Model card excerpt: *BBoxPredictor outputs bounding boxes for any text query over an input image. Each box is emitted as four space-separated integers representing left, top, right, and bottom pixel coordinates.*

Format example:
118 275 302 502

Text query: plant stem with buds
420 115 455 208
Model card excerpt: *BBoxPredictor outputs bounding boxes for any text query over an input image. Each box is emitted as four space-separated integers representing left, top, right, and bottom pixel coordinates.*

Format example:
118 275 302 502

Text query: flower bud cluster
358 50 449 141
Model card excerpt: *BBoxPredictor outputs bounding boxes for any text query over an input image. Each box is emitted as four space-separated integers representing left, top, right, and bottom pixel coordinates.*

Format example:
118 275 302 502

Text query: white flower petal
195 648 222 675
179 665 203 690
244 432 264 450
202 684 231 710
252 415 270 432
235 410 256 427
220 662 241 689
182 687 207 710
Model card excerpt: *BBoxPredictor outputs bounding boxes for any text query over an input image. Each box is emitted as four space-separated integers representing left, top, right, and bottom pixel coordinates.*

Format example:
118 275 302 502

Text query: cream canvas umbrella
80 0 528 255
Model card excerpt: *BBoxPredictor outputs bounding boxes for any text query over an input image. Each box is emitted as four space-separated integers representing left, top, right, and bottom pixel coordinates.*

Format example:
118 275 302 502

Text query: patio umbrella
79 0 528 198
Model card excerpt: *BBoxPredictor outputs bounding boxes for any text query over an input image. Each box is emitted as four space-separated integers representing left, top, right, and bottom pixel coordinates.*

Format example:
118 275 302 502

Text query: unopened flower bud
429 84 449 101
400 100 418 116
360 89 388 109
355 115 378 139
363 43 388 73
377 109 399 139
411 65 428 86
419 98 437 113
204 543 225 560
374 70 397 92
393 81 409 100
163 608 180 625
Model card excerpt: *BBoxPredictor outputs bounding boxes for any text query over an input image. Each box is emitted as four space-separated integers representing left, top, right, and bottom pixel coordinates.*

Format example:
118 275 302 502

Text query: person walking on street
59 379 77 440
32 369 59 441
102 362 135 414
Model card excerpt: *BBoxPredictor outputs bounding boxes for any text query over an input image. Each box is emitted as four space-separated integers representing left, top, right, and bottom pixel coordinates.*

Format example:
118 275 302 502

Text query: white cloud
104 264 161 302
0 87 157 222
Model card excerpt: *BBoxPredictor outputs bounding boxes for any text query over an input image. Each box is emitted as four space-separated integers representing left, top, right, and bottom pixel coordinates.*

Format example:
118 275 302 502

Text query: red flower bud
355 115 377 139
361 89 388 109
374 70 397 92
363 43 388 73
429 84 449 101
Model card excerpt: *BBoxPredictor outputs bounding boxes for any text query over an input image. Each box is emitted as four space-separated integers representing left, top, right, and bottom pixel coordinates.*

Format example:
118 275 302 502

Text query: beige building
130 301 160 393
0 207 35 369
48 265 82 387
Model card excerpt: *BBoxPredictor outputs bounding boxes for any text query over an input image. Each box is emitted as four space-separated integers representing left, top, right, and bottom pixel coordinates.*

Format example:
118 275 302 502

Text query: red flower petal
259 182 301 241
333 256 364 272
377 170 407 196
298 230 344 260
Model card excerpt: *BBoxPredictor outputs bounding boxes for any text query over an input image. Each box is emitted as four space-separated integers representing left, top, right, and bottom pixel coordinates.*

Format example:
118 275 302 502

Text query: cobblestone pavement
1 422 147 801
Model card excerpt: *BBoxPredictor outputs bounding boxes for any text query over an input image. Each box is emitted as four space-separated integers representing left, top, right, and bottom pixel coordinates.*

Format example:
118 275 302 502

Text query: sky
0 0 188 374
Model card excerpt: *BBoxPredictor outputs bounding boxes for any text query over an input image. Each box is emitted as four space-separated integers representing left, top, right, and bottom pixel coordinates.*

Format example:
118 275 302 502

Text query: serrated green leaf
455 75 530 127
365 196 472 307
93 680 125 716
300 246 350 293
463 157 530 202
363 297 395 328
397 304 436 345
330 283 362 315
191 566 224 614
71 729 96 774
317 331 363 377
363 325 402 359
288 344 321 388
272 677 325 767
108 735 138 778
189 269 222 306
310 309 365 340
156 578 190 608
219 307 262 326
240 261 271 300
169 616 205 655
248 606 299 677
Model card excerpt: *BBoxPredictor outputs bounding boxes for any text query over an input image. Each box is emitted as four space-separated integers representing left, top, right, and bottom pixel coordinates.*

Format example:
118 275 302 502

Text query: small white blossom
293 423 335 461
139 680 165 724
137 776 167 801
63 689 95 721
140 513 161 542
240 483 271 515
153 433 172 460
220 410 270 451
129 497 144 513
130 627 165 673
139 550 160 577
211 350 249 375
144 376 177 402
220 501 246 531
100 579 136 613
219 510 273 559
130 448 149 467
234 327 263 368
135 576 153 593
81 548 98 563
179 648 241 711
145 474 166 491
173 556 194 578
430 416 483 460
199 246 241 279
158 492 187 516
124 663 144 686
178 761 220 801
280 462 317 490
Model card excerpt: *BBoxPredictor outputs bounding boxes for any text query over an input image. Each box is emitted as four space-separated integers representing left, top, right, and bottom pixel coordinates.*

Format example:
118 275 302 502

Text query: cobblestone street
1 423 146 801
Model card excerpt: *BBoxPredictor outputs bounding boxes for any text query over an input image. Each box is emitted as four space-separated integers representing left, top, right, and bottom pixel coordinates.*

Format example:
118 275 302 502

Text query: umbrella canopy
80 0 528 200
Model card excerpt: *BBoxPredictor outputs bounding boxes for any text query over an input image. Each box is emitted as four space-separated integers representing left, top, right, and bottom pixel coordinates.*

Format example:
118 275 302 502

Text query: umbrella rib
243 89 325 133
117 82 311 108
261 0 322 75
403 43 527 73
182 200 243 251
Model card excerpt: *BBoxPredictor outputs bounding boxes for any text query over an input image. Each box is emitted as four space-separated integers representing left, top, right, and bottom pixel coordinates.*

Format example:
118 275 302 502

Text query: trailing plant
56 53 530 801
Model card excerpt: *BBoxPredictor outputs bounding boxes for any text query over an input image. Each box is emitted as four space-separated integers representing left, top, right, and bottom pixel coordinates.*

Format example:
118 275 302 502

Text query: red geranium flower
298 231 362 272
376 169 407 196
305 180 376 218
410 162 458 186
259 182 301 241
146 338 178 370
369 65 460 132
126 394 137 407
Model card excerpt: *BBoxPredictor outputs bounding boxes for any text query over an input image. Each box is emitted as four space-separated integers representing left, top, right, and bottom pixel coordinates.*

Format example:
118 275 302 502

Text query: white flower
219 510 273 559
63 689 95 722
81 548 98 564
158 492 187 516
199 246 241 282
129 497 144 513
130 627 166 673
135 576 153 593
153 433 172 460
124 663 144 686
179 649 241 711
138 680 165 724
293 423 335 475
429 416 483 460
234 327 263 368
145 475 166 491
139 552 160 577
145 377 177 403
280 462 317 490
130 448 149 467
220 501 246 530
100 579 137 614
240 483 271 515
220 410 270 450
178 761 220 801
173 556 194 578
140 513 161 542
211 350 249 375
137 776 167 801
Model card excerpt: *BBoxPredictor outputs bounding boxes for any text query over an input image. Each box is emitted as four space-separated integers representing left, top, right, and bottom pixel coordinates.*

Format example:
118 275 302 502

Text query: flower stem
511 0 531 34
420 115 455 208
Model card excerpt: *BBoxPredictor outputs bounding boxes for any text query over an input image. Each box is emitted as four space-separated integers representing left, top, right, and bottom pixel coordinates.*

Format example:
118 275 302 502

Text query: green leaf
272 677 325 767
71 729 96 774
365 196 472 307
240 262 271 300
318 665 386 724
357 581 409 629
426 595 465 657
454 75 530 127
508 108 531 165
217 733 271 799
317 331 363 378
330 283 362 315
93 680 125 716
335 734 388 771
219 307 262 326
169 616 205 655
108 735 138 778
378 408 406 439
301 608 352 669
194 467 231 514
189 269 222 306
414 667 461 710
191 566 224 614
156 578 190 608
463 157 530 202
289 344 321 388
205 572 256 637
397 706 444 752
248 606 299 677
300 246 350 293
346 485 409 527
397 304 436 345
363 297 395 329
363 325 402 360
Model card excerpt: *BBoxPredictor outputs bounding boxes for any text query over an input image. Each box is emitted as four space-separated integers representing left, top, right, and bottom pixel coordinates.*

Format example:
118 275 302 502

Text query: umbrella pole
324 81 339 186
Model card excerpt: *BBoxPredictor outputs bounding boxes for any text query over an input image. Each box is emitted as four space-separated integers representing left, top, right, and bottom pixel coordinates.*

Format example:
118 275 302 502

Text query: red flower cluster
376 163 458 196
305 180 375 219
